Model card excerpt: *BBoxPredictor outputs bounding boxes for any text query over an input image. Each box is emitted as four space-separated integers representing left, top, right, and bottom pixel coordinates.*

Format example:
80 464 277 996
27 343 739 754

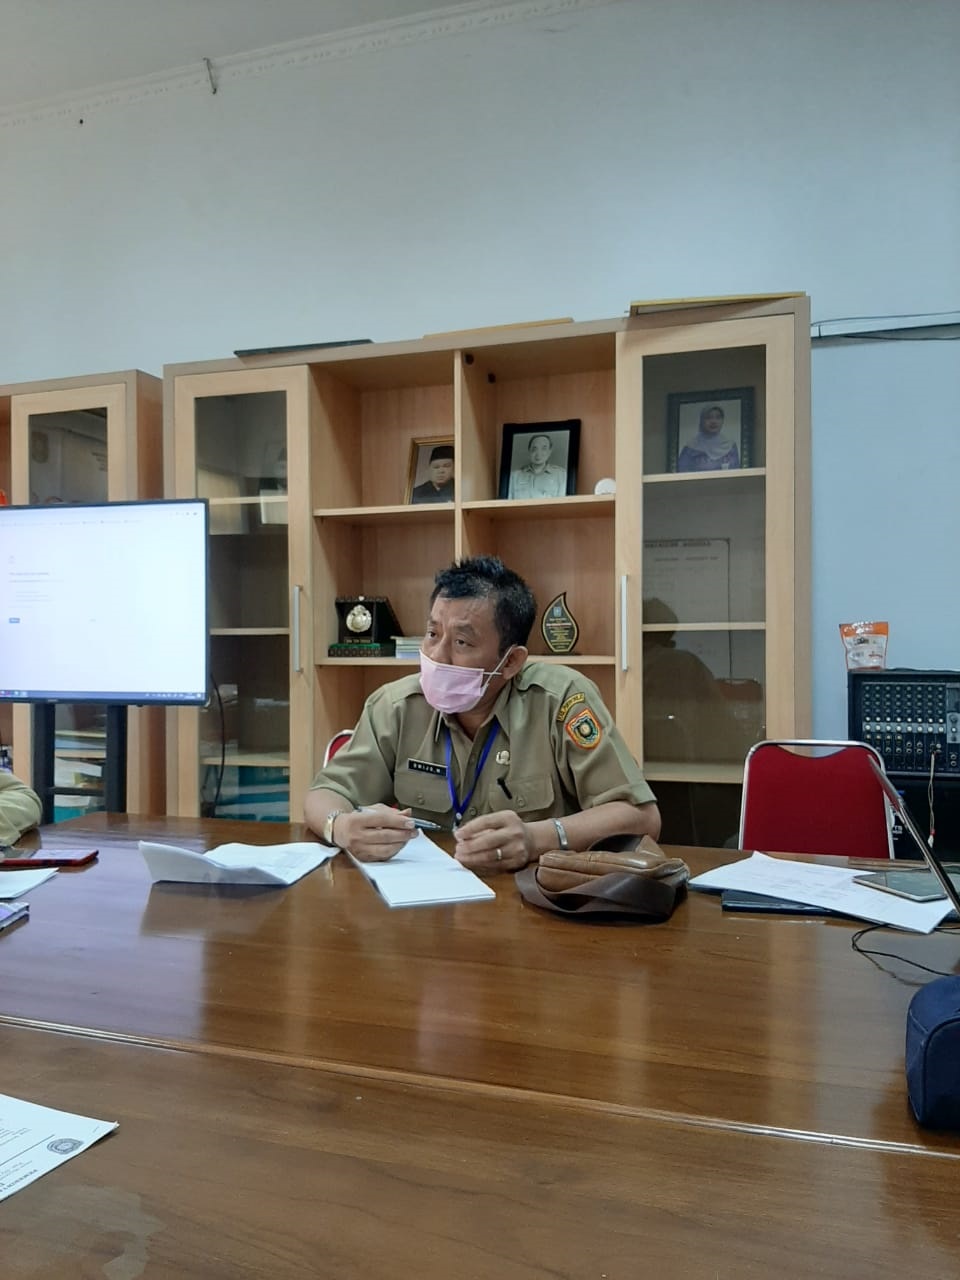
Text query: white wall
812 339 960 735
1 0 958 730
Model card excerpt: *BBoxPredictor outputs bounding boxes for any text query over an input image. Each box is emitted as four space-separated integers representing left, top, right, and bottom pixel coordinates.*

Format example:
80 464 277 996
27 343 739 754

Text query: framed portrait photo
666 388 754 474
497 419 581 501
405 435 455 505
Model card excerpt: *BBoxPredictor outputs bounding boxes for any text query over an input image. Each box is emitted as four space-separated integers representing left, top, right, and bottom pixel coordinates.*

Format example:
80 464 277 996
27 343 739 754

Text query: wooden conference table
1 814 958 1278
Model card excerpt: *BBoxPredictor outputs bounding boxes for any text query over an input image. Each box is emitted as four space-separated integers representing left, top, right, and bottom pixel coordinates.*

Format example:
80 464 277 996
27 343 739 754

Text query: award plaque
541 593 579 655
329 596 403 658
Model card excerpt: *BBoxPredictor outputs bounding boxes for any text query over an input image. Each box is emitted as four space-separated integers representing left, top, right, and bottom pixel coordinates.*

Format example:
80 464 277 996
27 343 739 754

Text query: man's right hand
337 805 417 862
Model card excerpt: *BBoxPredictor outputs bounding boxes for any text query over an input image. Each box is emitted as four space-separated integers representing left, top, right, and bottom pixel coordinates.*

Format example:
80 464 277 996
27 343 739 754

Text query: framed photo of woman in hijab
666 387 754 474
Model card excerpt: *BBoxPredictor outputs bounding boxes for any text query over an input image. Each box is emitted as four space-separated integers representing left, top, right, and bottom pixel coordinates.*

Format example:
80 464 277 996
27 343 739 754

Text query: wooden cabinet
165 296 810 841
0 371 164 816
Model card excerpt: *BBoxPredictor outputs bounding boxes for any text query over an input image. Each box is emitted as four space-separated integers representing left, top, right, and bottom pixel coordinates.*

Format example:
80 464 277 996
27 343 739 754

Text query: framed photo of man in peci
667 388 754 474
406 436 455 504
498 420 581 500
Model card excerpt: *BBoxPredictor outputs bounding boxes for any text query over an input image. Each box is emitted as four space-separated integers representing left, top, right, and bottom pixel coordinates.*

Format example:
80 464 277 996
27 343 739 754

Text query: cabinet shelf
643 467 766 486
643 621 766 633
207 494 287 506
643 762 746 785
318 654 615 669
462 494 614 520
321 657 419 668
211 627 289 637
315 503 454 527
200 750 290 768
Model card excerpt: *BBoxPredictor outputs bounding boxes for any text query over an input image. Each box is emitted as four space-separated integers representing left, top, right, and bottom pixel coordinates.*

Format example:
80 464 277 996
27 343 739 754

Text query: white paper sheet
350 831 496 907
0 867 58 898
139 841 335 886
690 852 955 933
0 1093 117 1201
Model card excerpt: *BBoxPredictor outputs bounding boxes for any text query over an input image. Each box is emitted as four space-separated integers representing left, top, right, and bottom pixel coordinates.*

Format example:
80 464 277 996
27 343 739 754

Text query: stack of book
393 636 423 661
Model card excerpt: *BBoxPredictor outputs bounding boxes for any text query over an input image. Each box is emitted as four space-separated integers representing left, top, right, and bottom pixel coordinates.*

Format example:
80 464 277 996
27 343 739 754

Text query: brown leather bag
515 833 689 921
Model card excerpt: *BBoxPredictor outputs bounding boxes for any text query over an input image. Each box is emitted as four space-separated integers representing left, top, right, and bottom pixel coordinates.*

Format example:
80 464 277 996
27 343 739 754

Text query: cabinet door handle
292 585 303 674
620 575 629 672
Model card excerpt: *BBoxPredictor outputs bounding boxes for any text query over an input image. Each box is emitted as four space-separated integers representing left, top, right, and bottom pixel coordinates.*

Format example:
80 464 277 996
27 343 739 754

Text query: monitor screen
0 499 209 704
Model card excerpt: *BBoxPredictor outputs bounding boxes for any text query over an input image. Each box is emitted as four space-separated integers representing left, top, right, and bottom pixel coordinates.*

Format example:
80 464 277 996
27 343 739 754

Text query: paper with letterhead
139 840 335 886
0 1092 117 1201
690 851 955 934
349 831 495 907
0 867 58 898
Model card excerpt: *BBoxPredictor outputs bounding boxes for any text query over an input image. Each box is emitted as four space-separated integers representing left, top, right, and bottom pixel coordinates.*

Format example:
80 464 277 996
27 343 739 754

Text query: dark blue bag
905 975 960 1128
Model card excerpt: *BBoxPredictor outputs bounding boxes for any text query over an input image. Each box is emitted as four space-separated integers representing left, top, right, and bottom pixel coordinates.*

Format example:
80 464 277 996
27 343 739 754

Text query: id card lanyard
445 722 499 824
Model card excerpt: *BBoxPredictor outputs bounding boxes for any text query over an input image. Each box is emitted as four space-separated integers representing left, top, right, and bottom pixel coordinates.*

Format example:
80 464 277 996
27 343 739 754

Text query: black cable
851 922 960 978
201 676 226 818
927 750 937 850
211 676 225 816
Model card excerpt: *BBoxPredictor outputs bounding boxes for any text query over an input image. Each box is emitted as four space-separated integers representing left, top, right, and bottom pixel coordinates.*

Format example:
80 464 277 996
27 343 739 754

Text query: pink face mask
419 647 513 715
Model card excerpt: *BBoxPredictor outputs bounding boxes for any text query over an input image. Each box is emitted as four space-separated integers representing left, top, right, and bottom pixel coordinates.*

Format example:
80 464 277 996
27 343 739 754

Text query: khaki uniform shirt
311 661 655 826
0 771 43 846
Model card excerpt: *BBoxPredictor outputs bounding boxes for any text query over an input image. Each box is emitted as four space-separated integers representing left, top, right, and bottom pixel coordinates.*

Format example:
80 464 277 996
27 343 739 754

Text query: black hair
430 556 537 652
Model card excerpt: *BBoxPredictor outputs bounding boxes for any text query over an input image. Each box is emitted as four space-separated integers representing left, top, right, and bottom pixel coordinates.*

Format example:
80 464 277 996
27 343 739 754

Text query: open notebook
349 831 495 908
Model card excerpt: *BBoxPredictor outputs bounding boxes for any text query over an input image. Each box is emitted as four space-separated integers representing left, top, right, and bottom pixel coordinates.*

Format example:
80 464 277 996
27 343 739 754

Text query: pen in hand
356 807 444 832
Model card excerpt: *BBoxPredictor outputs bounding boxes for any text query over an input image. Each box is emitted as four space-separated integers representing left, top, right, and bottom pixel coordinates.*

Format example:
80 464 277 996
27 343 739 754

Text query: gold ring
496 847 503 862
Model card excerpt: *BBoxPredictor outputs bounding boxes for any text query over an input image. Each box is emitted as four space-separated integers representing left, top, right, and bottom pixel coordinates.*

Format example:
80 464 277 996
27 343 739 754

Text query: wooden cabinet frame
165 297 810 827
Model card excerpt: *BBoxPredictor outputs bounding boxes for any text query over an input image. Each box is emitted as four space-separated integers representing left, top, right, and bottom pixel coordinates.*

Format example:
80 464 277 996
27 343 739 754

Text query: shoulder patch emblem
565 707 602 750
556 692 586 723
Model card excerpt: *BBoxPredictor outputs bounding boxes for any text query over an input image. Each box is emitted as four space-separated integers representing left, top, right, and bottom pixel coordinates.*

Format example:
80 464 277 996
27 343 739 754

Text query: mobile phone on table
852 869 947 903
721 889 843 916
0 849 98 869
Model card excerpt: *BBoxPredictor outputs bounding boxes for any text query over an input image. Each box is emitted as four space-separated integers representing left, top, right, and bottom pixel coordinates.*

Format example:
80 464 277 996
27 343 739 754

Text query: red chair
322 729 354 768
738 739 894 859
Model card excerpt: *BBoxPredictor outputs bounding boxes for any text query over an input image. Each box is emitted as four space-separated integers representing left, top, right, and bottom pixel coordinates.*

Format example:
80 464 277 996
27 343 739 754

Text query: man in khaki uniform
305 557 659 873
0 771 43 847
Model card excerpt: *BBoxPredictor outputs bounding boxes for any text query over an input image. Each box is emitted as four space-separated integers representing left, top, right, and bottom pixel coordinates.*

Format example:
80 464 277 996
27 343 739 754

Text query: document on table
139 840 335 886
690 852 955 933
350 831 496 907
0 1093 117 1201
0 867 58 898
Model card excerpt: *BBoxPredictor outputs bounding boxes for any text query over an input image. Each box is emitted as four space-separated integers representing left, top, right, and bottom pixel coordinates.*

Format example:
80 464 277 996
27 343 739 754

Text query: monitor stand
31 703 128 825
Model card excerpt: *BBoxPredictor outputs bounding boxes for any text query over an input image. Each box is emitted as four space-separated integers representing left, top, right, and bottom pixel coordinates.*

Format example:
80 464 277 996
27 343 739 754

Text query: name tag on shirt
407 758 447 778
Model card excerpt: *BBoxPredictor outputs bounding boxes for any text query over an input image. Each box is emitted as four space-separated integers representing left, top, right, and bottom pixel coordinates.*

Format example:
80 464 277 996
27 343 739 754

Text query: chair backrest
739 739 894 859
322 730 354 768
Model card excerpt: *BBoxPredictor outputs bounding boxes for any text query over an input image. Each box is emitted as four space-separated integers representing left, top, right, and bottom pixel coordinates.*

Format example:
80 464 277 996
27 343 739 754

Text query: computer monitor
0 499 208 705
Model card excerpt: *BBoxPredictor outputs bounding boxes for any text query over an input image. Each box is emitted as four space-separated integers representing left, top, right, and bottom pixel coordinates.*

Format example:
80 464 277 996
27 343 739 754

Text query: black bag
906 974 960 1129
515 834 689 922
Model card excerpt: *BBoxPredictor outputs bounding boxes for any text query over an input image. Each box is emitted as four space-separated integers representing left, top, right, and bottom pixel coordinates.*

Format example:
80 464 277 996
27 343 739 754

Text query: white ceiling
0 0 466 111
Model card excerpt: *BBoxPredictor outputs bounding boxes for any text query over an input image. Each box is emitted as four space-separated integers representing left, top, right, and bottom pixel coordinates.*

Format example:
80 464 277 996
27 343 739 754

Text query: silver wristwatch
322 809 343 847
552 817 570 850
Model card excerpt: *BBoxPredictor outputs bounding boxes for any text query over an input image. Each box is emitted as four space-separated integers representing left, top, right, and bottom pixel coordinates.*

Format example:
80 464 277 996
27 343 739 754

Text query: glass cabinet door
168 362 314 821
28 406 111 819
6 373 164 819
617 306 807 846
641 342 769 777
192 389 291 820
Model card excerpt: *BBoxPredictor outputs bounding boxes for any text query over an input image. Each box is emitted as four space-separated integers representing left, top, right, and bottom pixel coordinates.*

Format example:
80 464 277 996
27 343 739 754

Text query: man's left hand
453 810 533 873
